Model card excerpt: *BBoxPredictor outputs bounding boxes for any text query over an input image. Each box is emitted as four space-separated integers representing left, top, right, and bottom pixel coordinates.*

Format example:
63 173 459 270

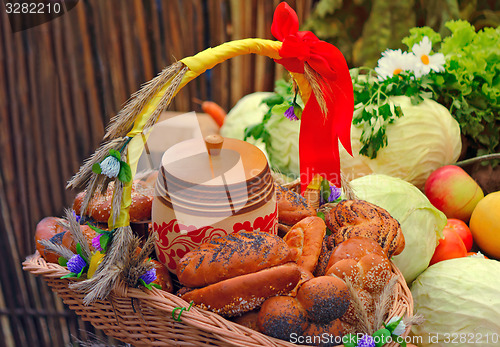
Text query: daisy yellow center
421 54 430 65
393 68 402 75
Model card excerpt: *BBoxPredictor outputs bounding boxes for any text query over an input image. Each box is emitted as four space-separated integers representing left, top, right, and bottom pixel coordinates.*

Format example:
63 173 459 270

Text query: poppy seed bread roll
177 231 294 288
181 262 301 317
326 200 405 257
276 184 316 226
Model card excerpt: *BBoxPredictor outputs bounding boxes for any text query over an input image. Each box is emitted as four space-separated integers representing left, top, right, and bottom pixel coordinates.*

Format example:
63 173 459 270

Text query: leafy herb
351 68 435 158
352 20 500 161
404 21 500 160
244 79 303 148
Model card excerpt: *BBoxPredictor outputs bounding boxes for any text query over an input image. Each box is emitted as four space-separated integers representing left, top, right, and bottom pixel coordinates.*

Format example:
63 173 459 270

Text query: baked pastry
177 231 293 287
257 275 351 342
72 180 153 223
283 216 326 272
276 183 316 226
233 310 261 332
181 262 301 317
257 295 309 341
326 200 405 257
304 319 351 347
289 267 314 297
150 259 174 293
313 235 332 277
324 237 394 328
296 276 350 324
35 217 66 263
325 237 386 271
61 224 97 254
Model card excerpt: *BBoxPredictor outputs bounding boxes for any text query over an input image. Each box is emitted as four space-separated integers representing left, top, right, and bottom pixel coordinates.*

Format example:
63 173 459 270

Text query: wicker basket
23 251 413 347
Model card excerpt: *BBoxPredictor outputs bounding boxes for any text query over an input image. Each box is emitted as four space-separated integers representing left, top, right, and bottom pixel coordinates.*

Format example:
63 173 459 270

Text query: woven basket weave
23 251 413 347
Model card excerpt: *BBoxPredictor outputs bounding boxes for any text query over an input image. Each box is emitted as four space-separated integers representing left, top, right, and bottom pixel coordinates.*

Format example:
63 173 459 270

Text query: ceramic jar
152 135 277 273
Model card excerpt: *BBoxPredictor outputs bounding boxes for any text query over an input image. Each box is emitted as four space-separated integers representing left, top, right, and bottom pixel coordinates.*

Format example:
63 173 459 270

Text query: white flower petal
375 49 416 80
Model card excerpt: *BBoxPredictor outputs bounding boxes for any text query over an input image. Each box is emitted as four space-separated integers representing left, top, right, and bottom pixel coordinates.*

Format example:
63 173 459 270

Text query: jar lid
155 135 274 216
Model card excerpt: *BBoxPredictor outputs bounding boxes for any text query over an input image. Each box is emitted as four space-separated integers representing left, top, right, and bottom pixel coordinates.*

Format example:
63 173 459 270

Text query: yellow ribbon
111 38 312 228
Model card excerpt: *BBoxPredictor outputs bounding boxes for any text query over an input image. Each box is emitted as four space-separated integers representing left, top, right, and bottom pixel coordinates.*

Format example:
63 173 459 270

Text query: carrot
201 100 227 127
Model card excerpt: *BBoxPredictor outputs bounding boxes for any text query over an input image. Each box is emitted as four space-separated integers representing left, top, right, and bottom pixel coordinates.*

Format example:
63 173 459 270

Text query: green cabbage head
348 174 446 283
340 96 462 189
411 257 500 346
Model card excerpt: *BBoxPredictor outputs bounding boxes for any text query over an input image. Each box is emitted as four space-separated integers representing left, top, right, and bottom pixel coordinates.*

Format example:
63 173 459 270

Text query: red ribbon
271 2 353 191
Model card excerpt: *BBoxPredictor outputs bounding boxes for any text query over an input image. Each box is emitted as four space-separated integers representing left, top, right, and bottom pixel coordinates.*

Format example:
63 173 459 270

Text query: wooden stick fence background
0 0 312 346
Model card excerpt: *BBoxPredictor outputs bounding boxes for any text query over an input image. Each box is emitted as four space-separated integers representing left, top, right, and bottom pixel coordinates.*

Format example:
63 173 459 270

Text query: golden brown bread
341 288 374 327
276 184 316 226
181 262 302 317
326 254 392 295
325 237 386 271
257 275 351 342
73 180 153 223
61 225 97 254
303 319 353 346
177 231 293 287
283 216 326 273
296 276 350 324
289 267 314 297
326 199 405 257
325 237 393 295
233 310 261 332
150 259 174 293
313 236 332 277
35 217 66 263
257 295 309 341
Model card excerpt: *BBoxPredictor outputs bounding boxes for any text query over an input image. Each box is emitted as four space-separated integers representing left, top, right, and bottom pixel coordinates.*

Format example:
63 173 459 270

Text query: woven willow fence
0 1 312 346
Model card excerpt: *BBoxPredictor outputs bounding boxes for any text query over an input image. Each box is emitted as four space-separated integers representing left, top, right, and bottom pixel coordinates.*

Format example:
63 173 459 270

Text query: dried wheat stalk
37 240 75 261
70 226 133 305
104 61 184 140
344 277 373 334
373 275 399 331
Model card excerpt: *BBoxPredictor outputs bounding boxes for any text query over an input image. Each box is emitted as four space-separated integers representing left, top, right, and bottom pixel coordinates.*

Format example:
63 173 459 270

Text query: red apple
424 165 484 222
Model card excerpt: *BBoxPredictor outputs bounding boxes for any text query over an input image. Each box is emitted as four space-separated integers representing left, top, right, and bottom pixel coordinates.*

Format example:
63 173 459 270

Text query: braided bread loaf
326 199 405 257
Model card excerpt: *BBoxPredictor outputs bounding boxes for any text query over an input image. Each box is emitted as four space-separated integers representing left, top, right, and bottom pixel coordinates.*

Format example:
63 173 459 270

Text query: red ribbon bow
272 2 354 191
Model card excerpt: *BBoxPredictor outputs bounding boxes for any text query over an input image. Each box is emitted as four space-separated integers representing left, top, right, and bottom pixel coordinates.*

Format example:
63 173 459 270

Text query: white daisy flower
411 36 445 78
387 316 407 336
375 49 416 81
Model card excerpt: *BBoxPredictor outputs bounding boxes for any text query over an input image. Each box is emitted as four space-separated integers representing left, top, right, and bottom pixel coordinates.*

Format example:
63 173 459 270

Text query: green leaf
320 178 331 203
76 243 87 263
139 278 159 290
261 94 284 107
76 266 87 279
118 162 132 183
293 105 303 119
395 335 407 347
58 257 68 267
385 316 403 333
100 234 111 252
244 123 265 141
91 163 102 174
316 211 325 221
342 333 358 347
61 272 77 279
87 222 107 235
271 102 292 116
109 149 122 160
402 26 442 50
373 328 392 347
